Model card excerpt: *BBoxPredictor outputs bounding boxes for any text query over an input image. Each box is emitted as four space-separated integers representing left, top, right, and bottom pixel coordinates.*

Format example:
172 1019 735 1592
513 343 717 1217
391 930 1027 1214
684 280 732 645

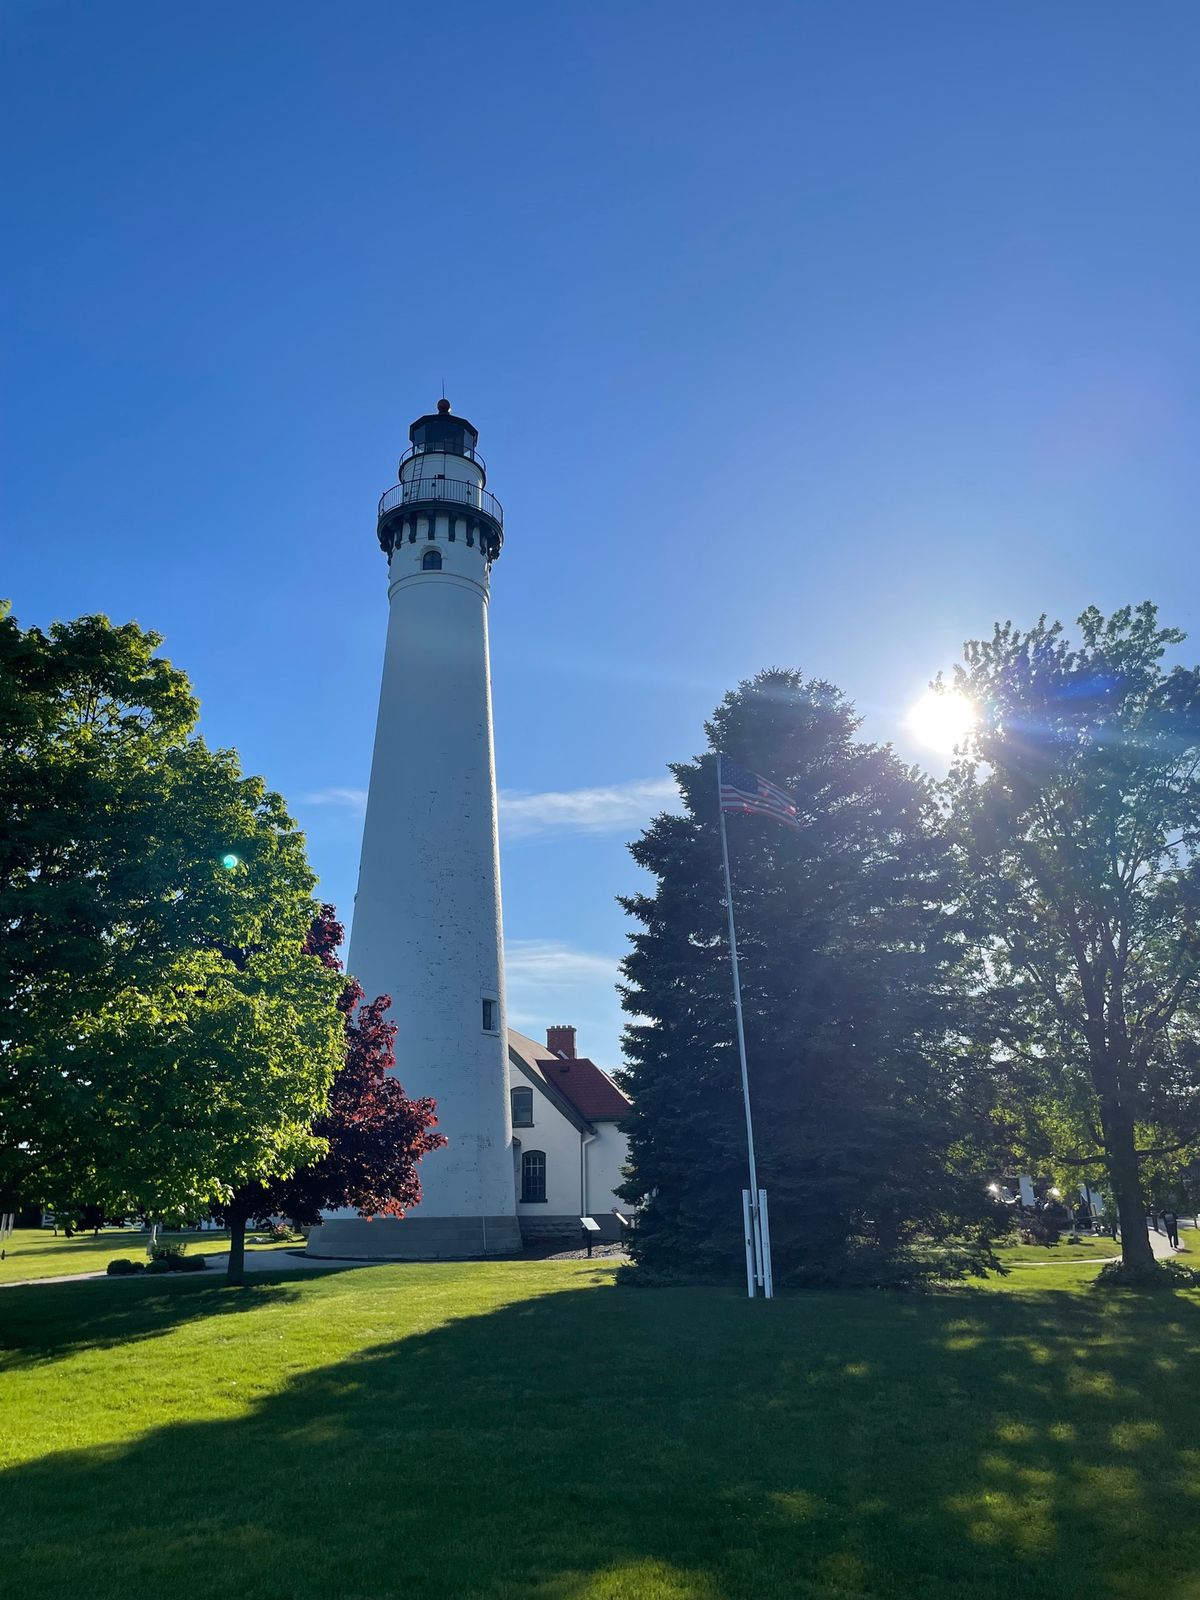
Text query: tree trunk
1100 1096 1154 1270
874 1207 900 1256
226 1211 247 1286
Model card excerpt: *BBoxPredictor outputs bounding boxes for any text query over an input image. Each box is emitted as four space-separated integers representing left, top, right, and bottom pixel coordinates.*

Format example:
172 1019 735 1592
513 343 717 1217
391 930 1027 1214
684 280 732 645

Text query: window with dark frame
521 1150 547 1203
482 997 497 1032
511 1086 534 1127
422 548 442 570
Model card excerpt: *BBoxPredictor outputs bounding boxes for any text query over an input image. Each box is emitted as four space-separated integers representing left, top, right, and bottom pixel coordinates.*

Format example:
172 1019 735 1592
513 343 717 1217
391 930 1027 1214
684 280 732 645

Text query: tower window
482 996 498 1032
511 1086 534 1128
521 1150 547 1203
422 549 442 571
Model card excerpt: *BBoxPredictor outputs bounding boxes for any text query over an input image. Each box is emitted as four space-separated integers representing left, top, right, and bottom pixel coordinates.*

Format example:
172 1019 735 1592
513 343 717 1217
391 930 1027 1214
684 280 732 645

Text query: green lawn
993 1234 1122 1265
2 1260 1200 1599
0 1227 296 1284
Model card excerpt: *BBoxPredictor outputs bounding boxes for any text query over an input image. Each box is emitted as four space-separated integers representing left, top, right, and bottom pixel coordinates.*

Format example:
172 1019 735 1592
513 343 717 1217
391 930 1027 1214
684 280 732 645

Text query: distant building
508 1026 632 1242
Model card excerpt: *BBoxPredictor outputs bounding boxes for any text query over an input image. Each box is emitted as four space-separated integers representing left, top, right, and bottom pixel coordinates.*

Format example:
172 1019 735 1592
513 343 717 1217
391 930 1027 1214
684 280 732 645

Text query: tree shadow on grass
3 1278 1200 1600
0 1268 316 1371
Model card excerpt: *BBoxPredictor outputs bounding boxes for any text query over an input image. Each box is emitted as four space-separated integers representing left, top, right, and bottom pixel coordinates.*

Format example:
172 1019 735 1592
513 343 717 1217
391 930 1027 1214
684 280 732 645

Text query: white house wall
506 1045 633 1240
583 1124 630 1223
511 1090 584 1237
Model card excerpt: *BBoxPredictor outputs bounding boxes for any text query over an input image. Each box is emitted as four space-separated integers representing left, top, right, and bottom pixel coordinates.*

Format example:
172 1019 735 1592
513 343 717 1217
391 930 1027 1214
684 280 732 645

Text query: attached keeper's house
506 1025 633 1242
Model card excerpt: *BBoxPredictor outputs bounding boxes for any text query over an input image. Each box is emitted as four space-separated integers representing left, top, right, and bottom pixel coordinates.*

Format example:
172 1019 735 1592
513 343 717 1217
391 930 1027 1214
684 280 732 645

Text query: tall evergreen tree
618 670 998 1283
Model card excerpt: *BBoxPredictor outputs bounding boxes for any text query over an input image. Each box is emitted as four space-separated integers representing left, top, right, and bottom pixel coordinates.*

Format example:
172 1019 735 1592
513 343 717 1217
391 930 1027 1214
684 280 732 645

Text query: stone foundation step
307 1214 522 1261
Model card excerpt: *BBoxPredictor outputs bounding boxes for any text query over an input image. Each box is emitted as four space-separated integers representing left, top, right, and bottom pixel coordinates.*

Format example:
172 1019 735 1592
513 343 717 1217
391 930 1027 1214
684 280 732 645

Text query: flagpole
718 768 771 1298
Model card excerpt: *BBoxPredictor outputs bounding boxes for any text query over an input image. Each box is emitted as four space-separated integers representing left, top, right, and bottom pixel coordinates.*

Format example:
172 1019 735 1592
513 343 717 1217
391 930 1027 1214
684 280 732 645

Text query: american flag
718 754 800 831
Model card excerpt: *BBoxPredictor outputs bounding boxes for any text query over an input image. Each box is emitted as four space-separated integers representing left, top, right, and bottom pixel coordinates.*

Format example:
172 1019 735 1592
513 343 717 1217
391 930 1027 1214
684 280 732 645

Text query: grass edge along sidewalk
3 1257 1200 1600
0 1227 296 1286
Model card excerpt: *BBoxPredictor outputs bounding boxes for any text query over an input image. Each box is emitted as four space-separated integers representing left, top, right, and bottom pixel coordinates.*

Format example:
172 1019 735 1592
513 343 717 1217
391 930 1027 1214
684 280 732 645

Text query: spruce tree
617 670 998 1283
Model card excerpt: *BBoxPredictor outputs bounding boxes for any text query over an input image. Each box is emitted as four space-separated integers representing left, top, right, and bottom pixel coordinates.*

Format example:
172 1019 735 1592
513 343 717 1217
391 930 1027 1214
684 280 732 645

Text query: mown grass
0 1227 295 1284
993 1234 1122 1265
2 1258 1200 1599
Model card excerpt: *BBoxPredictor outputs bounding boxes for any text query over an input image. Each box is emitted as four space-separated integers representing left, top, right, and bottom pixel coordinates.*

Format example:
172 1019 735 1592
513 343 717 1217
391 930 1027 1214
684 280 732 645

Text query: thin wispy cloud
504 940 619 986
500 776 678 840
300 776 679 840
301 786 368 814
504 939 624 1046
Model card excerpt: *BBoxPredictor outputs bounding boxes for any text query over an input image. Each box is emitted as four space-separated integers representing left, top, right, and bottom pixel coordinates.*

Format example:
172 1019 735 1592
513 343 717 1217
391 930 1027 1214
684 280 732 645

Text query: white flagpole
718 764 772 1297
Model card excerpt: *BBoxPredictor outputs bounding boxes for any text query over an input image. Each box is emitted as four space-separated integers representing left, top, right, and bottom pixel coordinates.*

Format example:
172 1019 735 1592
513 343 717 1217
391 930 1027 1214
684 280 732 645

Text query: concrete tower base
306 1214 523 1261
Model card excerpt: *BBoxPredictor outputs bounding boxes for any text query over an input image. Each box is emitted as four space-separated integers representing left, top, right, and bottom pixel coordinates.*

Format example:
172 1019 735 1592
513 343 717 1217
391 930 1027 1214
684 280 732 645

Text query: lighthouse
310 400 521 1259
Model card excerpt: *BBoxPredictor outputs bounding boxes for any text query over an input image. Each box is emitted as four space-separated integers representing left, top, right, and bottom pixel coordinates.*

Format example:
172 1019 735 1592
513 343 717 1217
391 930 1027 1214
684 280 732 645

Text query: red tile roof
535 1055 631 1122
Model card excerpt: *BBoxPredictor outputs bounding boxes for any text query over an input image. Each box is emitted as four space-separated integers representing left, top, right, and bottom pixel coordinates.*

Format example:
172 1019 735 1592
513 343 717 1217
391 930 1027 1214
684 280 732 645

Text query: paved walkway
1149 1226 1188 1260
0 1249 377 1290
202 1249 377 1276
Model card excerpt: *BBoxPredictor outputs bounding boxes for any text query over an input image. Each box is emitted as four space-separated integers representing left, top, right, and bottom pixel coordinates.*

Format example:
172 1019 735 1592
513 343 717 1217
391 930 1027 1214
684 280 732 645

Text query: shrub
106 1258 145 1276
618 1239 1001 1291
787 1240 999 1290
616 1263 709 1289
132 1242 207 1273
1019 1213 1062 1248
149 1241 187 1264
1094 1257 1200 1290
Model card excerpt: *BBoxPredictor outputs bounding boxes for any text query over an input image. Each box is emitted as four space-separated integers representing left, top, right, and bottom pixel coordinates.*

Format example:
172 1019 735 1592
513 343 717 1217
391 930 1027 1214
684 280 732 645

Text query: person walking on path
1163 1209 1181 1250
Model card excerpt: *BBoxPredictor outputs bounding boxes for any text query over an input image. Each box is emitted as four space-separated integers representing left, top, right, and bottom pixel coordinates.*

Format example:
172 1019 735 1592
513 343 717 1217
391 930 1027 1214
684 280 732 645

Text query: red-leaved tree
217 907 445 1282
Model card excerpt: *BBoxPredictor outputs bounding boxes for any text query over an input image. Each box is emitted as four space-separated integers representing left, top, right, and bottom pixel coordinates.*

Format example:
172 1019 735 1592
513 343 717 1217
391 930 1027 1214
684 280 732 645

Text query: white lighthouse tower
310 400 521 1259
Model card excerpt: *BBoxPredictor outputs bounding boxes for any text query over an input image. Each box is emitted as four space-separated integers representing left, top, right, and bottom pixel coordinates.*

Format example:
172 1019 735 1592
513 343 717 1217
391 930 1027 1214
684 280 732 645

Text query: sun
907 687 977 754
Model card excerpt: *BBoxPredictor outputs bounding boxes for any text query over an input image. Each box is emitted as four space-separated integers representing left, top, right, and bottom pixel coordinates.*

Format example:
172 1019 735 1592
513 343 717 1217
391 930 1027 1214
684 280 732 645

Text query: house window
422 549 442 571
482 997 498 1032
511 1086 533 1127
521 1150 547 1203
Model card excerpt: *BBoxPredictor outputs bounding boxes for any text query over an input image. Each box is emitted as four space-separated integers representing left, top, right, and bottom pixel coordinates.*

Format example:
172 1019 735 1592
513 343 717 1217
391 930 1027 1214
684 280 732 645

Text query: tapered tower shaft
310 400 519 1259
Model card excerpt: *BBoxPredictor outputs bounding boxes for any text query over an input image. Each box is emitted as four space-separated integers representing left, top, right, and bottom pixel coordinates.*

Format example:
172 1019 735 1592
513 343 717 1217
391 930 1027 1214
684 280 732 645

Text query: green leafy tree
945 603 1200 1270
617 670 1000 1284
213 906 445 1285
0 606 346 1234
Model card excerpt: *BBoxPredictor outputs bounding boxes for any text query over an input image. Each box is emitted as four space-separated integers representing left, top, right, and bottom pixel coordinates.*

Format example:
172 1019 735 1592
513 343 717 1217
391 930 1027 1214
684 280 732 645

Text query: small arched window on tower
422 548 442 571
521 1150 547 1203
511 1086 534 1128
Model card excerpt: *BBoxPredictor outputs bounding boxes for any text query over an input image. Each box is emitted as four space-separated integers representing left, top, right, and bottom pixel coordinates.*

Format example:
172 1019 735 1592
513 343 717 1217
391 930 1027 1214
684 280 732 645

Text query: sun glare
907 687 977 754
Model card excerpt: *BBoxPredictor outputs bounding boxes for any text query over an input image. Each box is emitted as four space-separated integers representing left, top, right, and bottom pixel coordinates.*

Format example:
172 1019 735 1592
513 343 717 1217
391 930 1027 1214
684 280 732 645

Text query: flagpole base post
758 1188 774 1299
742 1189 756 1298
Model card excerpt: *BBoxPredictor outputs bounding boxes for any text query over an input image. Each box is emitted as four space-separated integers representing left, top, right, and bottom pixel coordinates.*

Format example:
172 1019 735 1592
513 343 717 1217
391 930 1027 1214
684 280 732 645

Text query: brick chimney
546 1025 577 1060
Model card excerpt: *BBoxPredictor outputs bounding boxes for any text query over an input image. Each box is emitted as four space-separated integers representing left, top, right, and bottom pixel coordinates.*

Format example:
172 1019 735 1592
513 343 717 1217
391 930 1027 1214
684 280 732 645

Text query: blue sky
4 2 1199 1068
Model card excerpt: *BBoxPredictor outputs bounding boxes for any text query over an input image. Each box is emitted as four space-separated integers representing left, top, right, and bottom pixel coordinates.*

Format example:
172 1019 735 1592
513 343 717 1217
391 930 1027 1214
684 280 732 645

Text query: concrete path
0 1249 376 1290
1008 1255 1114 1267
202 1249 377 1276
0 1269 117 1289
1149 1226 1188 1261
